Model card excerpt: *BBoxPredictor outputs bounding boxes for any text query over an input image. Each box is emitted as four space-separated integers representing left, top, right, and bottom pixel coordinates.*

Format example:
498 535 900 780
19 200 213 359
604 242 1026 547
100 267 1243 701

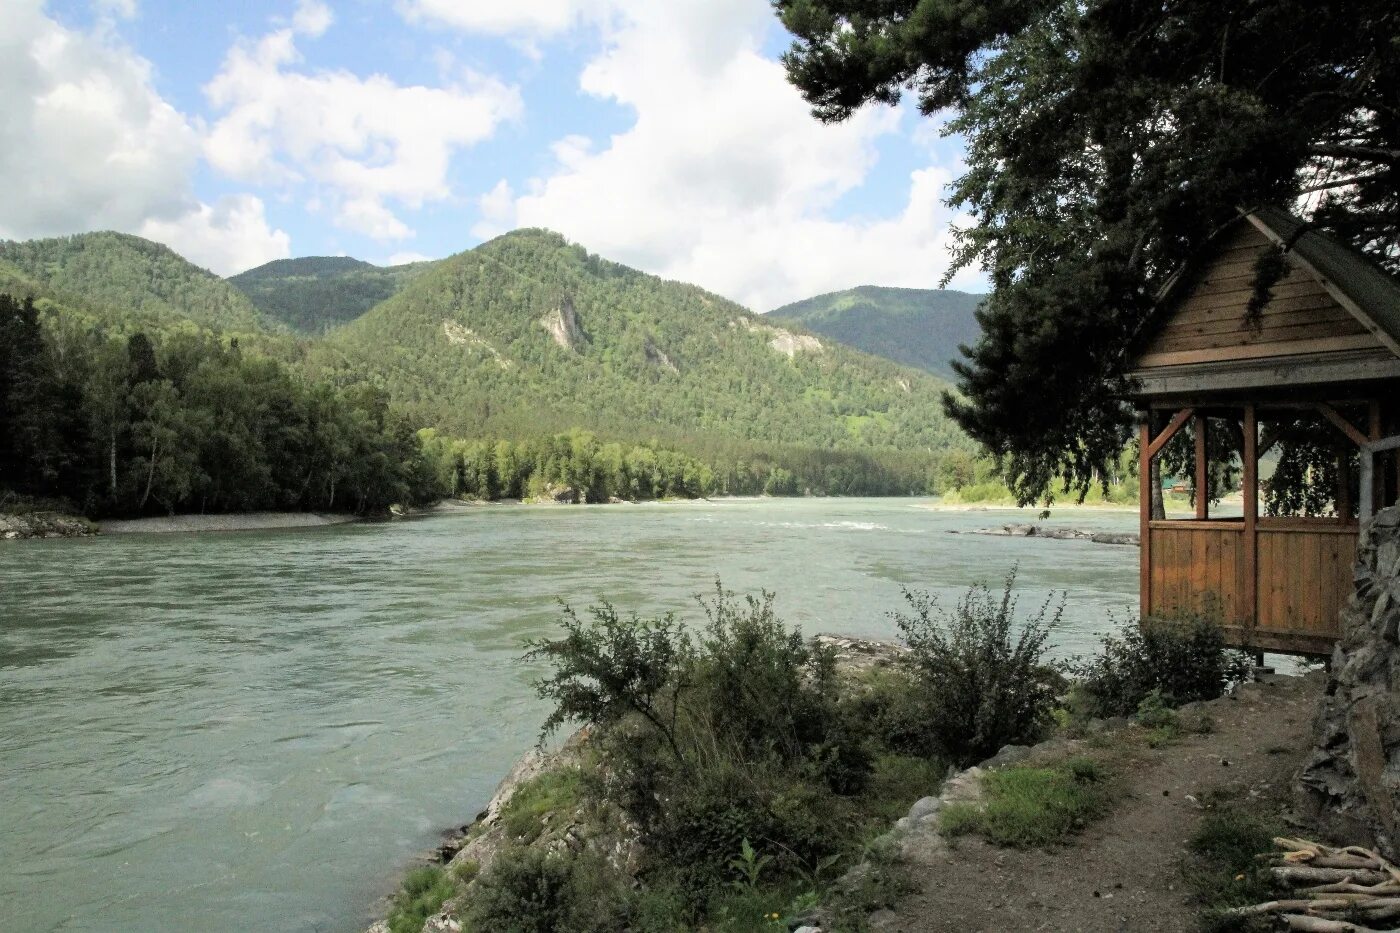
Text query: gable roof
1126 207 1400 398
1244 206 1400 355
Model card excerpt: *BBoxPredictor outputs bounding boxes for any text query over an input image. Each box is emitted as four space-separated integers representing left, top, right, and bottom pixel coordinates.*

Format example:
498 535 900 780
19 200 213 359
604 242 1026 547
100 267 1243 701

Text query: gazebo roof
1128 207 1400 400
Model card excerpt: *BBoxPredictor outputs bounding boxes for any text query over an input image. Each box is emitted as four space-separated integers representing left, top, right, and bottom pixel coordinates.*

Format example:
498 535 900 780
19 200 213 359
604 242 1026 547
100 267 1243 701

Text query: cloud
139 194 290 275
386 250 433 265
397 0 586 37
470 0 982 310
0 0 288 273
203 8 523 242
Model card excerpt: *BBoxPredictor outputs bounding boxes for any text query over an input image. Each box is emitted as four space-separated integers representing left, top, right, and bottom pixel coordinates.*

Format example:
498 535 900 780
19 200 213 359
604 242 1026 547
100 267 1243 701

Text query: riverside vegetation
380 577 1255 933
0 229 989 520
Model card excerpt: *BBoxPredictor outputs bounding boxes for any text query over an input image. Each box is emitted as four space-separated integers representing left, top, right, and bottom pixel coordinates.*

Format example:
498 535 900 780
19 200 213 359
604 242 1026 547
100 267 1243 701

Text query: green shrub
387 866 456 933
528 583 870 892
941 756 1115 848
462 848 631 933
894 571 1062 766
837 665 938 758
1072 613 1251 718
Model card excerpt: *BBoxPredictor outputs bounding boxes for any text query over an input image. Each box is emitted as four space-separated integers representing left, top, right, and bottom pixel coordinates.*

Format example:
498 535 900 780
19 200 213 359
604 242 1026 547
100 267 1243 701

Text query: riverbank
99 512 358 534
367 633 1324 933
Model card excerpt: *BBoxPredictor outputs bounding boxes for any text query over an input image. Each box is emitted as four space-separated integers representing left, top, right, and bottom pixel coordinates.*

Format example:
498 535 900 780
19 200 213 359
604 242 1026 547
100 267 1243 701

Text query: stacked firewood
1233 838 1400 931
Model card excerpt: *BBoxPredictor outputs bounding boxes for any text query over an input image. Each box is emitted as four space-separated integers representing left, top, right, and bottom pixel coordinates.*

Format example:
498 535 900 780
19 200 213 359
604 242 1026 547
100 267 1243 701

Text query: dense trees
0 294 436 517
777 0 1400 504
229 256 432 334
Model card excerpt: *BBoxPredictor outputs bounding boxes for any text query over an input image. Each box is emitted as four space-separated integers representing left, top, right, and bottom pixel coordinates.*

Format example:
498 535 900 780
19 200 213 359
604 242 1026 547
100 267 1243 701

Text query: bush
894 571 1062 766
527 582 870 893
387 866 456 933
1072 612 1251 718
940 756 1115 848
462 848 631 933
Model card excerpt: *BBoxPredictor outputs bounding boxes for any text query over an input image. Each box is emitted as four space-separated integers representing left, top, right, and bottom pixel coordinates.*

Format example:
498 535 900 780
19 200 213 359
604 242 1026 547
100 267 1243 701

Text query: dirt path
883 673 1323 933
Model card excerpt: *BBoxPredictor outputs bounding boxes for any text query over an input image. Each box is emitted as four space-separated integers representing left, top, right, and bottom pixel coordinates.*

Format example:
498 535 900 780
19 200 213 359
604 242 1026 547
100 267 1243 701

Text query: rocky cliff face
1300 506 1400 856
538 296 588 351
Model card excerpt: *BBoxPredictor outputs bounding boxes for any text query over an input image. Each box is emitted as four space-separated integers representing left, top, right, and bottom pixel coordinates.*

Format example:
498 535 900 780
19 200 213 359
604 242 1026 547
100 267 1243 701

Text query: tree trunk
1150 457 1165 520
108 428 118 497
139 434 158 512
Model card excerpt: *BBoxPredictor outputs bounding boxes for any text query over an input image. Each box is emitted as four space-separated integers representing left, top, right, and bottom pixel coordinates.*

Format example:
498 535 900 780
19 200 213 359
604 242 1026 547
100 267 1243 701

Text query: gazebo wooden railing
1138 402 1388 657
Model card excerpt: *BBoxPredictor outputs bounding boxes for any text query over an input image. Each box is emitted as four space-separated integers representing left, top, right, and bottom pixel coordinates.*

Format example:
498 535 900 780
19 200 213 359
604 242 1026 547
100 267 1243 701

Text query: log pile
1235 838 1400 931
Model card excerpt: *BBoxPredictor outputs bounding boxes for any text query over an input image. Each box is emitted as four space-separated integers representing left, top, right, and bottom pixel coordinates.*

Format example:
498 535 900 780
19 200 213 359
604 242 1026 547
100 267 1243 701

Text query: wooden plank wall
1147 524 1247 623
1256 527 1357 637
1138 224 1382 368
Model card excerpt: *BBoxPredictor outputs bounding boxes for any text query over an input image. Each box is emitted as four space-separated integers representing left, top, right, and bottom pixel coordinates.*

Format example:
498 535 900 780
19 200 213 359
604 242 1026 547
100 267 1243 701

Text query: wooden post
1140 417 1152 618
1243 405 1258 633
1195 414 1209 520
1338 450 1353 522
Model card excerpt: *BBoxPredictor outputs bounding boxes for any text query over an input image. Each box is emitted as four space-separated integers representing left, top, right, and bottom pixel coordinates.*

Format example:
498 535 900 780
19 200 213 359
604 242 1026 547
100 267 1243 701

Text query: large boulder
1300 507 1400 856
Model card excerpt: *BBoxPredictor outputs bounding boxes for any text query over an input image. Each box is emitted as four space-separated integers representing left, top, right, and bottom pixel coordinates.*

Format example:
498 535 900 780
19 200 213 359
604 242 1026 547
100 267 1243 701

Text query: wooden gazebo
1129 207 1400 657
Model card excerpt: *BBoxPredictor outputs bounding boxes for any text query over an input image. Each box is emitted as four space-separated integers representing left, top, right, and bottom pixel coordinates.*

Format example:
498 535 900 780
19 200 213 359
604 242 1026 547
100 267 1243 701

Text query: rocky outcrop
0 512 95 540
1300 506 1400 858
527 484 581 505
441 320 511 369
768 330 824 357
539 296 588 351
957 524 1140 546
642 336 678 373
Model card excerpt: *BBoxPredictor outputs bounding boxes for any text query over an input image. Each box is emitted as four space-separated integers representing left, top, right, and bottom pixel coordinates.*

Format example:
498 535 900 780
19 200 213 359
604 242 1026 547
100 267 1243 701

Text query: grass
940 756 1117 848
387 865 457 933
863 754 946 823
1182 805 1285 933
499 767 585 843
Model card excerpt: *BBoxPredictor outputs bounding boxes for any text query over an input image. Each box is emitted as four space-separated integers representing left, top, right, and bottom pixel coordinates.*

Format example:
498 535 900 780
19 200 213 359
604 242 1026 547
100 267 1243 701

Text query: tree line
0 294 437 517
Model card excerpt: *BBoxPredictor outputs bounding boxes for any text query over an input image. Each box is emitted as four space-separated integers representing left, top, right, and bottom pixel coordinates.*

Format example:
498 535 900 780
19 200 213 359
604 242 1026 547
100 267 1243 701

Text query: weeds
386 866 456 933
941 756 1116 848
1183 808 1282 933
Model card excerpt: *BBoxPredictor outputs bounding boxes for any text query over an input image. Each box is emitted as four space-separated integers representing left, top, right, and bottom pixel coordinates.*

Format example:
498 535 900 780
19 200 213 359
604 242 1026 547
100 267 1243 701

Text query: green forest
0 228 981 519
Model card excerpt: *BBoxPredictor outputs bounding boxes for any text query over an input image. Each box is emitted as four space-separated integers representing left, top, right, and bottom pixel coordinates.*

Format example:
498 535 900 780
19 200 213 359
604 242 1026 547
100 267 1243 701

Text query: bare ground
881 672 1324 933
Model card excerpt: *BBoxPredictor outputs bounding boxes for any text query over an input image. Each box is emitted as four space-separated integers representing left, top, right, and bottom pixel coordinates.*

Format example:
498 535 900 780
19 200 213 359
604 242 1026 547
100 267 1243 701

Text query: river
0 498 1139 932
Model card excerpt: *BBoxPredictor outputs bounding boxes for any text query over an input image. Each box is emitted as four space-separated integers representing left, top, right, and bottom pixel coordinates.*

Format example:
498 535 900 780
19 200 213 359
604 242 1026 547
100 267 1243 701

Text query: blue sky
5 0 984 310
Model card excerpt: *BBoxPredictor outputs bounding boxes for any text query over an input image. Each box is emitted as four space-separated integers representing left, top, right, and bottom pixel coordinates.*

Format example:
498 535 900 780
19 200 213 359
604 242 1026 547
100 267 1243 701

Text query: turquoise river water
0 498 1140 932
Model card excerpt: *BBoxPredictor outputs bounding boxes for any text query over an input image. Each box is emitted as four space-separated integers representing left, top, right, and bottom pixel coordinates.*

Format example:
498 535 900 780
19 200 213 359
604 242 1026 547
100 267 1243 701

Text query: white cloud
386 250 433 265
471 0 981 310
139 194 290 275
203 9 522 242
397 0 585 37
0 0 288 274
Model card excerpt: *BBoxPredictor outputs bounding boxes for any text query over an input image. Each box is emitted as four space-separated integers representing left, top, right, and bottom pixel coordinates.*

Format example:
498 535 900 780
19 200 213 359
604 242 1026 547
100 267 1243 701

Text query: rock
539 295 589 351
0 511 96 540
962 524 1138 546
983 744 1034 770
813 634 908 672
1299 506 1400 857
906 796 942 821
528 484 579 505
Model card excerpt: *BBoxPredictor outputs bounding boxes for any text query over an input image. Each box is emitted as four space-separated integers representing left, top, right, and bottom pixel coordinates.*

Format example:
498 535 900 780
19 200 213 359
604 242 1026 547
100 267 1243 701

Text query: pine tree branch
1307 144 1400 166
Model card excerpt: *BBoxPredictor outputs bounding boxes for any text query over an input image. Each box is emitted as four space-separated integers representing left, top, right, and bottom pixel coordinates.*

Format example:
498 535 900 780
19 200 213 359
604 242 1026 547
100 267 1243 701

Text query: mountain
326 229 969 457
768 286 983 380
0 231 272 334
229 256 434 334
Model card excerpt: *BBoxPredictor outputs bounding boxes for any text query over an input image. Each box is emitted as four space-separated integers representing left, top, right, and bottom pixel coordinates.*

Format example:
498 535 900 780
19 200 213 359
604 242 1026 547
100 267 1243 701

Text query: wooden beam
1316 402 1371 448
1146 408 1195 459
1136 333 1382 368
1140 419 1152 618
1243 405 1259 636
1195 414 1209 519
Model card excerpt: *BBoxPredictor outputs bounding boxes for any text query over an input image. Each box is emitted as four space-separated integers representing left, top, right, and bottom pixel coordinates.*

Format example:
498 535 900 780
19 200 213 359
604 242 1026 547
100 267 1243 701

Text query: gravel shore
99 512 357 534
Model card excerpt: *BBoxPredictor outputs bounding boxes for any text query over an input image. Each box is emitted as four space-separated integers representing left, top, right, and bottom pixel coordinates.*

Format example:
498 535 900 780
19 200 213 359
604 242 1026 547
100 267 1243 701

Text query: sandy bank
99 512 357 535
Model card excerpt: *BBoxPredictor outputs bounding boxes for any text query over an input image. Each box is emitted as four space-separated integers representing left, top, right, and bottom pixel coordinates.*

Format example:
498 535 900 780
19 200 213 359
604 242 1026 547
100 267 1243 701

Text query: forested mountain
0 227 980 514
230 256 433 334
0 232 273 334
769 286 983 379
324 229 971 489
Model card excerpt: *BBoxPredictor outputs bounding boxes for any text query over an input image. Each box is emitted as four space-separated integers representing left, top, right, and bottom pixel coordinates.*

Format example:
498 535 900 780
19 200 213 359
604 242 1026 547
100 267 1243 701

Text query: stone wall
1300 507 1400 856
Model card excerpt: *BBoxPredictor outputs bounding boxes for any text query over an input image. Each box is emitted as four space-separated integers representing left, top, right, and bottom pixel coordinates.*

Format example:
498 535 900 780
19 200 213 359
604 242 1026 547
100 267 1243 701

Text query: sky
2 0 986 311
